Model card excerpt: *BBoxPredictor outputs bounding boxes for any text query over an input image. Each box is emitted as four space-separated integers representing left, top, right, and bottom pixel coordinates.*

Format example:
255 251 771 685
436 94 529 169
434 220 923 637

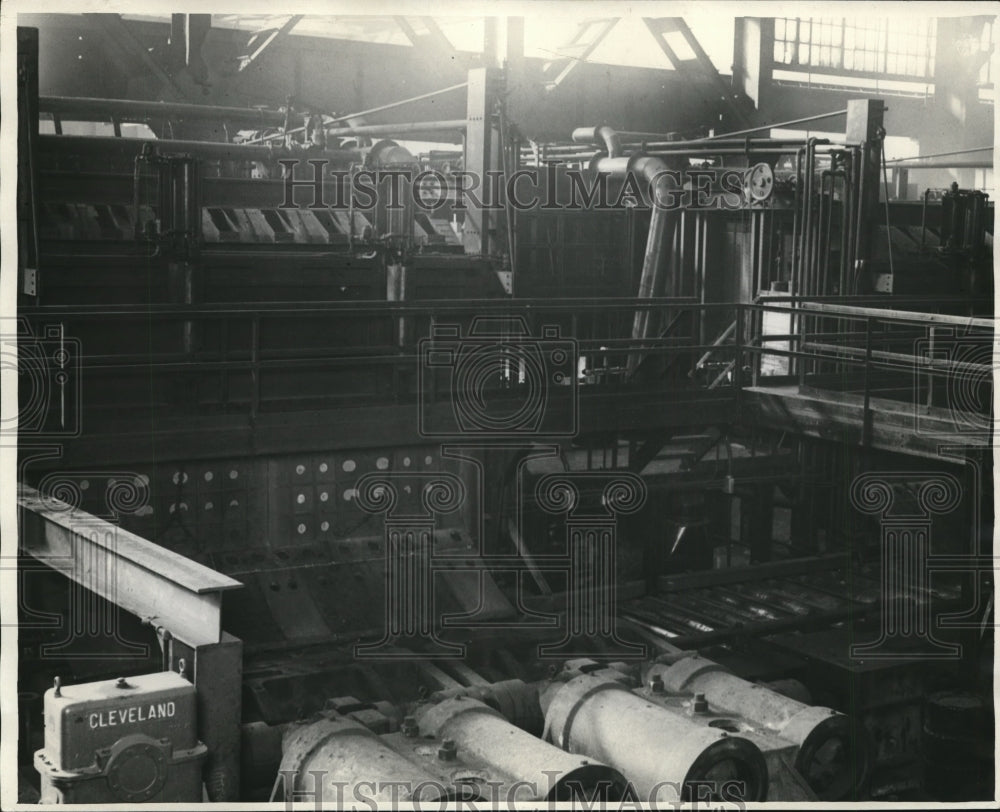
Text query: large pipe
278 715 455 803
367 140 417 341
626 137 831 149
541 674 769 802
416 696 626 801
38 134 360 163
325 120 467 139
647 656 869 800
39 95 292 126
588 151 678 375
245 82 472 144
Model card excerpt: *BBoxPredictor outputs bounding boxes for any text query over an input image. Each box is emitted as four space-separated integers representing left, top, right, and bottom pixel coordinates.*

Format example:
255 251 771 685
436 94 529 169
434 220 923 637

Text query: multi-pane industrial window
774 18 937 79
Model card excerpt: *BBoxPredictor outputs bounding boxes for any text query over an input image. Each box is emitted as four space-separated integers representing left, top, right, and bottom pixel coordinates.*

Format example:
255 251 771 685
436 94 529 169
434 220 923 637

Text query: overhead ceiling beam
643 17 756 129
394 16 454 53
83 13 191 102
238 15 304 72
542 17 619 90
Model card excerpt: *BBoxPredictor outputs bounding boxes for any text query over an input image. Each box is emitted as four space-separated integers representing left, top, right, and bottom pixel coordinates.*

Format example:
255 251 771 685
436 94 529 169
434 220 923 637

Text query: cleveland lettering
89 702 176 729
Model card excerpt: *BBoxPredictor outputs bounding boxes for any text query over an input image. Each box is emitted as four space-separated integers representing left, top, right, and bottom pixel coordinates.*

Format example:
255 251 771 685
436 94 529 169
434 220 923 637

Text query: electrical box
35 671 206 803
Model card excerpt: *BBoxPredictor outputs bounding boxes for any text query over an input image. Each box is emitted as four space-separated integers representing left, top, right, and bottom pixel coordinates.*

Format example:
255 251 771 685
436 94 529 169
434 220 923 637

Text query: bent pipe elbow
572 125 622 159
591 154 675 209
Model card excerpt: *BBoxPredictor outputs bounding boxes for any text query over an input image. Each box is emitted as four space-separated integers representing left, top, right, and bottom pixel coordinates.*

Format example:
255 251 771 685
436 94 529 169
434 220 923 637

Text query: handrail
18 297 992 432
790 301 994 330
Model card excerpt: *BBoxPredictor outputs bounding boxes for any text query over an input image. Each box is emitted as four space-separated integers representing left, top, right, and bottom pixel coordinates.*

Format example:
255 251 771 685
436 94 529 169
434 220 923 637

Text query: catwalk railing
16 295 993 446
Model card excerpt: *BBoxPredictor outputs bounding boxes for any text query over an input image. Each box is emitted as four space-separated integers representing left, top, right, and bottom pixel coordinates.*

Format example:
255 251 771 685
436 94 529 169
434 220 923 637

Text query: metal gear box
34 671 207 803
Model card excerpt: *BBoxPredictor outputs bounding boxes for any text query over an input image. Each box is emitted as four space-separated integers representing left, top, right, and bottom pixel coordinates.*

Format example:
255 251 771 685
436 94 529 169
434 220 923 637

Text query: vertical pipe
699 212 708 348
852 151 868 293
757 209 764 295
920 188 931 250
801 140 815 296
678 209 686 297
839 168 851 295
806 175 815 299
791 149 803 294
628 206 671 375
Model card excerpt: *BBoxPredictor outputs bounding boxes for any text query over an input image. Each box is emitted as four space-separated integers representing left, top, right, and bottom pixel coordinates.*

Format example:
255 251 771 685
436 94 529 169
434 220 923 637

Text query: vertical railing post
926 326 935 410
250 314 260 419
797 305 807 387
221 315 230 411
735 305 744 416
862 316 873 447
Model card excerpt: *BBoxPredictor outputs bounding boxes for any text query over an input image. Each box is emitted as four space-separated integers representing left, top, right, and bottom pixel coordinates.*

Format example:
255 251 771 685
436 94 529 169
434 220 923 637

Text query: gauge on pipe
744 162 775 202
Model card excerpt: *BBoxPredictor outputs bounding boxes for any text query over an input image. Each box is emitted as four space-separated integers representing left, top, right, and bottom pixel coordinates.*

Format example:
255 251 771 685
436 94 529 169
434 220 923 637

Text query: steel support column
463 68 500 255
846 99 886 280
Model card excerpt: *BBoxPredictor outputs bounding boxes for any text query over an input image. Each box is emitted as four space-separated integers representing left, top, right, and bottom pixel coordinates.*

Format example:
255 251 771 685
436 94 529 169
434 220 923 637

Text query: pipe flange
416 696 501 739
541 674 626 751
788 710 869 801
104 735 168 803
655 656 728 694
279 716 373 782
683 732 769 802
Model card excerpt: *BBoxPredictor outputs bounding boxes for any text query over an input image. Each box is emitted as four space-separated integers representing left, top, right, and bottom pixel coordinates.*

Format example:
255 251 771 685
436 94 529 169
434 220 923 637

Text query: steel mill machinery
12 14 994 806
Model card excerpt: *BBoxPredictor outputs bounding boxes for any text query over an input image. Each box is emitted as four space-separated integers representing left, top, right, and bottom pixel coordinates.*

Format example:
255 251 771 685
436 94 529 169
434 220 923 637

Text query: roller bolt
53 677 61 698
693 693 709 714
401 716 418 738
116 677 130 689
648 675 665 694
438 738 457 761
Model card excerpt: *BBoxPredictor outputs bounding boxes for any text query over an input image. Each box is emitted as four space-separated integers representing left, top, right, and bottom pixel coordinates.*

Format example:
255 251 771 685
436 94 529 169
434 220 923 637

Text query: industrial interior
11 10 996 805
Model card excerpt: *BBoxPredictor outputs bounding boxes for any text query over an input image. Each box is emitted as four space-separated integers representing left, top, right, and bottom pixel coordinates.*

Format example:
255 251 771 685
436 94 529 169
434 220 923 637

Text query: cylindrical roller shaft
279 716 455 804
542 674 768 803
649 655 869 800
417 696 626 801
